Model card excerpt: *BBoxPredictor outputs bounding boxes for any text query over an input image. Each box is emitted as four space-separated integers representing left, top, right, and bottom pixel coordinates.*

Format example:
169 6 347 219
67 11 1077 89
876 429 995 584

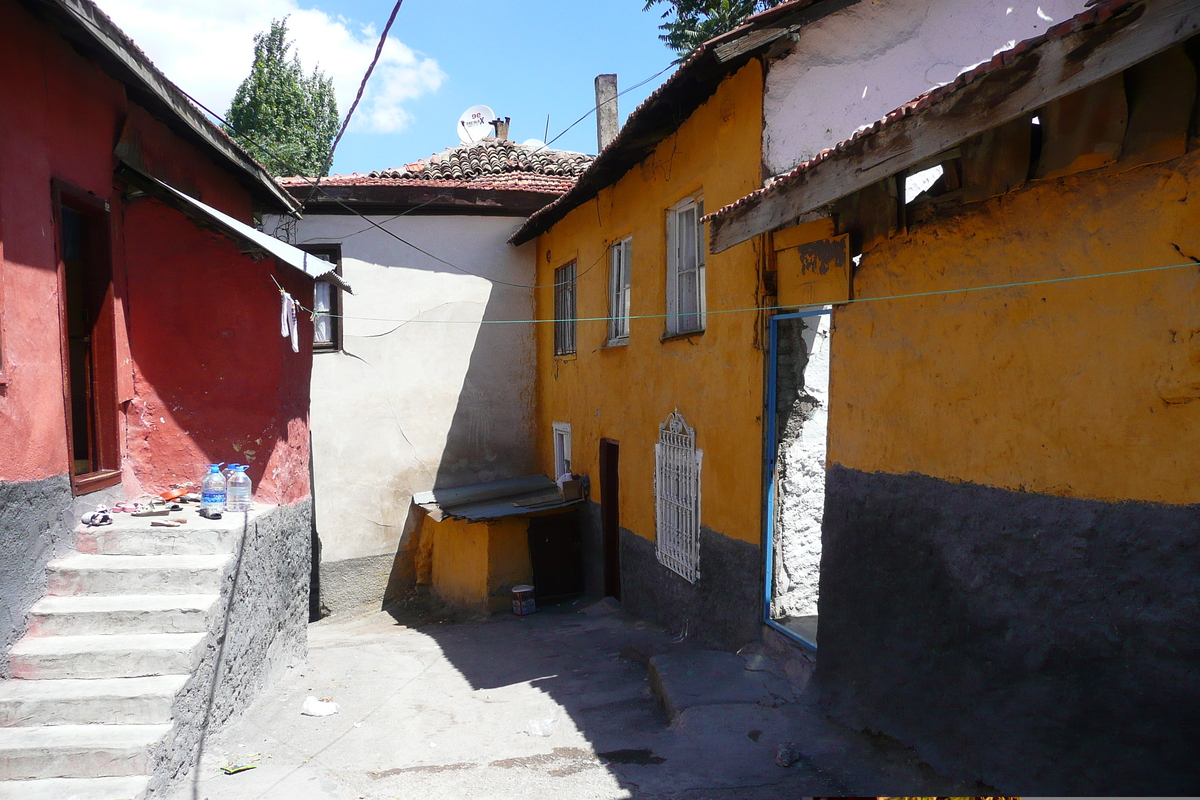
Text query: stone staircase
0 515 242 800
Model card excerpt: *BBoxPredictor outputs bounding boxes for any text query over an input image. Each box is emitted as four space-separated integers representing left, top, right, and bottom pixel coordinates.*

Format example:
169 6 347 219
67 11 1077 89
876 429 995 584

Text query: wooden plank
711 0 1200 253
772 217 836 250
961 116 1032 203
1120 44 1196 167
1035 73 1128 178
713 0 864 63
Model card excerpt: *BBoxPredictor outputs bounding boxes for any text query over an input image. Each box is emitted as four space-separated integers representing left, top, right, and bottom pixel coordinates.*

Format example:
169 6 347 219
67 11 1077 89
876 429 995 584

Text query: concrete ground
170 598 980 800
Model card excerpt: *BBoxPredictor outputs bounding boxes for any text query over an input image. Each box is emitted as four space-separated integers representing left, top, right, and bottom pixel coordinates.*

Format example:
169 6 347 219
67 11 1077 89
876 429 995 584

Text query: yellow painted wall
533 60 766 545
428 515 489 608
422 513 533 611
829 148 1200 505
486 517 534 611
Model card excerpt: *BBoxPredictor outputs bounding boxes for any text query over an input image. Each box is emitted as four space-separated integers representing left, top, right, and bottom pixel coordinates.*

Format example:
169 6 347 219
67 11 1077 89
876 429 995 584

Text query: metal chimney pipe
595 74 618 153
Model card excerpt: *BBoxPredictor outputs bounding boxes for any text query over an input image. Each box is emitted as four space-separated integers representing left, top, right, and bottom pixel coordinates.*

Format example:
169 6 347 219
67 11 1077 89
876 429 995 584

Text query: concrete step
46 554 230 596
9 633 208 679
0 775 150 800
0 676 188 726
0 724 170 780
77 522 241 556
28 595 218 636
648 650 795 724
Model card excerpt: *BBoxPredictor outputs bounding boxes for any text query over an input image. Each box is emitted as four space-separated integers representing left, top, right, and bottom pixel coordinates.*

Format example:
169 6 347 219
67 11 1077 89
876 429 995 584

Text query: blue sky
330 0 677 171
95 0 678 175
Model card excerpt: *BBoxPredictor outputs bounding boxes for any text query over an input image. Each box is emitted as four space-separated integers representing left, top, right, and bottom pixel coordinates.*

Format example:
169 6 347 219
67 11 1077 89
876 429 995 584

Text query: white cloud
93 0 445 134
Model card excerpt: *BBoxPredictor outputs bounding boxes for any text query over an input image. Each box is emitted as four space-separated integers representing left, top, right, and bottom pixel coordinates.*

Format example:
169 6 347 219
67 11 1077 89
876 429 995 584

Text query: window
666 195 706 337
299 244 342 351
553 422 572 478
607 238 632 344
655 411 702 583
554 261 577 356
54 181 120 493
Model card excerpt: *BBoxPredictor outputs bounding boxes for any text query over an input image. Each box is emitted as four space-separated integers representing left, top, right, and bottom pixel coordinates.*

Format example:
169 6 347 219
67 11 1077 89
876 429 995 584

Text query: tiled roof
279 139 591 195
705 0 1135 226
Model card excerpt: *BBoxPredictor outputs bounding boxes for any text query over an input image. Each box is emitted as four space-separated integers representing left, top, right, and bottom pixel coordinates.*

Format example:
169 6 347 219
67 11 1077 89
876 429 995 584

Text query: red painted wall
0 0 312 502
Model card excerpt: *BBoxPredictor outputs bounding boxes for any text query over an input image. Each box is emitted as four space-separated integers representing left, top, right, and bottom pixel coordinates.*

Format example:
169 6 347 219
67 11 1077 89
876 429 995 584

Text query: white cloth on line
280 291 299 353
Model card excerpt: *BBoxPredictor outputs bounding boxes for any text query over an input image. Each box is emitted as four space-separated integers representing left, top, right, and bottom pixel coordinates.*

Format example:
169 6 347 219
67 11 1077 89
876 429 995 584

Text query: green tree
644 0 786 58
225 18 339 177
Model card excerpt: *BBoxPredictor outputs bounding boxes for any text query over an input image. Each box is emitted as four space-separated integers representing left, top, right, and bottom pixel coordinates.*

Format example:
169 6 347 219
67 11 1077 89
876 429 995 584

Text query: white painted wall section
271 214 537 566
763 0 1091 175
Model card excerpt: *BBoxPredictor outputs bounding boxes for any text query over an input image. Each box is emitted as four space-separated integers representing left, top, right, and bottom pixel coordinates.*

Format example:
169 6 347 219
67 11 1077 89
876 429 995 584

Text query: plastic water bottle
200 464 227 515
227 465 252 512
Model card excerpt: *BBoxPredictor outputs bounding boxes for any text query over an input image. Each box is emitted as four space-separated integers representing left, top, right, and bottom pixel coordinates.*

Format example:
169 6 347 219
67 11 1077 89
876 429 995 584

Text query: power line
534 63 676 154
281 258 1200 329
178 60 680 291
309 0 404 202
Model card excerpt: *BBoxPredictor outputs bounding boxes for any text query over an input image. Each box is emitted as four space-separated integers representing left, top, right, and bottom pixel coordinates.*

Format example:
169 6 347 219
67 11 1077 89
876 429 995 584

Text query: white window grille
655 410 702 583
554 261 577 356
608 237 632 343
553 422 572 478
665 196 705 336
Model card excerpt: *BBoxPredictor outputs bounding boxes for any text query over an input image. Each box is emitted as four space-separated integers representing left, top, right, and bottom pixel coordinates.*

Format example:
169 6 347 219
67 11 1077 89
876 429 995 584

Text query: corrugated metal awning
413 475 579 522
129 170 352 293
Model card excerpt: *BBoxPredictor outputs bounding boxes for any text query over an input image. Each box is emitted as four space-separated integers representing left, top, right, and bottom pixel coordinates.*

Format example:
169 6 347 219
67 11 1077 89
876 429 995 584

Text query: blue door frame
763 309 829 652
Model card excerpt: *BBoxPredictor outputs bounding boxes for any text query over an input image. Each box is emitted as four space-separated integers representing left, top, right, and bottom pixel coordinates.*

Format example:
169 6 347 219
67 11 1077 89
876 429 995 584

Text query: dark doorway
528 510 583 602
600 438 621 600
55 183 119 494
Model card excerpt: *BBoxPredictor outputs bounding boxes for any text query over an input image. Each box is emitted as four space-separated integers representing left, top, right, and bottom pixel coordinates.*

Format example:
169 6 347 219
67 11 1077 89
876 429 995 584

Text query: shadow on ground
174 596 983 800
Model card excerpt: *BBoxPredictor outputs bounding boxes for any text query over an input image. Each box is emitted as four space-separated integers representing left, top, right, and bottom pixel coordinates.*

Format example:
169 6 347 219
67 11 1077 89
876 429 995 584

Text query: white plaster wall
763 0 1091 175
269 214 537 564
772 314 830 620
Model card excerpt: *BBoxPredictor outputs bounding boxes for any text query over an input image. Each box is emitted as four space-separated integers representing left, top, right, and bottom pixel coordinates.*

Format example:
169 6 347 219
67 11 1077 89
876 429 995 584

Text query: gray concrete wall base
320 553 397 615
580 500 605 601
818 464 1200 794
761 624 817 697
619 526 761 652
0 475 122 676
153 500 311 795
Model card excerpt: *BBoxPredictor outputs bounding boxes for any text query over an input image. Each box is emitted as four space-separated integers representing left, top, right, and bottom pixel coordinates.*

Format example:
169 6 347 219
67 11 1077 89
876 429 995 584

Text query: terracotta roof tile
279 139 591 195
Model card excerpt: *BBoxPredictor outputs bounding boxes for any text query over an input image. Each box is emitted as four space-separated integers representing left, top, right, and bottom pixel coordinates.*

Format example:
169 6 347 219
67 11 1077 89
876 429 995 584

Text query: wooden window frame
553 422 572 478
607 237 632 345
665 194 706 338
298 244 343 352
554 261 577 357
52 179 121 494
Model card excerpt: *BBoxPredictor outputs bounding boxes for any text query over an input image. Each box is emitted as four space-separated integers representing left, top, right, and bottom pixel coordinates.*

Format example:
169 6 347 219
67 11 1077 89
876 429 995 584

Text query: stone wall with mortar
770 314 830 621
0 476 122 676
151 501 310 794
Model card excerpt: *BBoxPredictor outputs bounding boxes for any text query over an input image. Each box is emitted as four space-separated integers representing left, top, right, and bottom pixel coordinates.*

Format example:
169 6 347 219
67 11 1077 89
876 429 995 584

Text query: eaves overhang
706 0 1200 253
18 0 300 216
509 0 861 246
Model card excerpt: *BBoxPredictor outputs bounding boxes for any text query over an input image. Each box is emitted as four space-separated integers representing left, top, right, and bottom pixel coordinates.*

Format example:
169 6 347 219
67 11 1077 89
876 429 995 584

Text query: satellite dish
521 138 546 149
457 105 495 144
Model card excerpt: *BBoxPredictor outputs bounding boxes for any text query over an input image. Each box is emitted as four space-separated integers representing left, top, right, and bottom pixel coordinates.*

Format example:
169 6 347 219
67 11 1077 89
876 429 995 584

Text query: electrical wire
175 58 677 291
532 62 676 154
280 258 1200 329
308 0 404 203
